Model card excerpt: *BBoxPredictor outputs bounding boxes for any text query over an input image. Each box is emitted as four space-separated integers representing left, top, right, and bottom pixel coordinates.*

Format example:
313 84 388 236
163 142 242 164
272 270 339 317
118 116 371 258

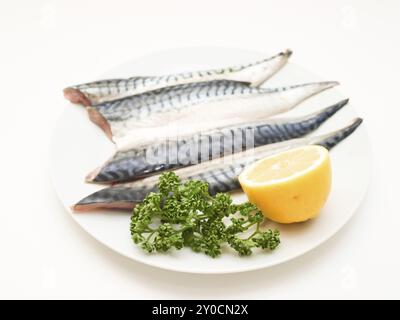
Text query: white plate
50 47 371 274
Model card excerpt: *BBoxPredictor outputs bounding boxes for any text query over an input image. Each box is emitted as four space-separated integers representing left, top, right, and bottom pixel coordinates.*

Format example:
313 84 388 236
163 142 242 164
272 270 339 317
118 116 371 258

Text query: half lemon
238 145 332 223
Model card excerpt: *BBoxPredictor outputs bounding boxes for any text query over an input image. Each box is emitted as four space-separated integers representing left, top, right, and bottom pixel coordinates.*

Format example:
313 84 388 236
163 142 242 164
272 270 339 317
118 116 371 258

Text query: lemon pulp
238 145 332 223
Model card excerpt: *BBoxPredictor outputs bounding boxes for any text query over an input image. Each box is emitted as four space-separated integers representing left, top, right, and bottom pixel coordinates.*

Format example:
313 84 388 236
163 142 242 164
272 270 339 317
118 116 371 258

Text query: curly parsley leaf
130 172 280 257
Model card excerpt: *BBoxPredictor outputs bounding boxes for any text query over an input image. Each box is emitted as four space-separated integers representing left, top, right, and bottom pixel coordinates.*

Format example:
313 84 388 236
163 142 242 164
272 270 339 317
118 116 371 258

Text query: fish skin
74 118 362 211
87 99 349 184
63 50 292 106
90 80 339 149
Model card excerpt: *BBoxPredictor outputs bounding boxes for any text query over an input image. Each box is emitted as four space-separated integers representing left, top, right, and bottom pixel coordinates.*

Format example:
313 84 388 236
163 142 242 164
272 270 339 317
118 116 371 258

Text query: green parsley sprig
130 172 280 257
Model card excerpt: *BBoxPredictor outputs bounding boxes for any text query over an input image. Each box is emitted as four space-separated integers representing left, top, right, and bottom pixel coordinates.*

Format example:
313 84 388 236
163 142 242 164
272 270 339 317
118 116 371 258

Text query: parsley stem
245 222 261 240
146 230 157 241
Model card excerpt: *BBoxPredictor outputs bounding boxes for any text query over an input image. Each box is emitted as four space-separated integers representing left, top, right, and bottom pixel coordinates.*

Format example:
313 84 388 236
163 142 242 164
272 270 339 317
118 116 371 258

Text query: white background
0 0 399 299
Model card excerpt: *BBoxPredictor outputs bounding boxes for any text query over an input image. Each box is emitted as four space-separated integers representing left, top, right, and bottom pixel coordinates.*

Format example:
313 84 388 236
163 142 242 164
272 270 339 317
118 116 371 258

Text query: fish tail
283 48 293 58
261 80 339 99
248 49 293 87
314 118 363 150
289 81 340 91
303 98 349 127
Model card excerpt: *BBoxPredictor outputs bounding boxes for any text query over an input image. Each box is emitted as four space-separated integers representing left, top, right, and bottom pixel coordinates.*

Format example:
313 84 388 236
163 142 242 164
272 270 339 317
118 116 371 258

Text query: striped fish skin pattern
91 80 338 149
94 80 255 123
64 50 292 106
74 118 362 211
88 99 349 184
